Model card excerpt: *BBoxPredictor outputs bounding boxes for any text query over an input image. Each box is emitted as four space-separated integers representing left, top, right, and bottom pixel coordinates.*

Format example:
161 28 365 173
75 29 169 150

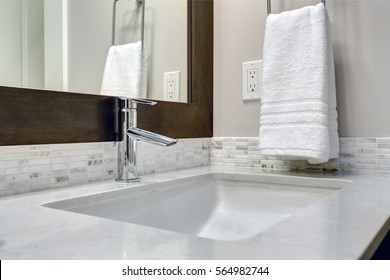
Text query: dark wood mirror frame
0 0 213 146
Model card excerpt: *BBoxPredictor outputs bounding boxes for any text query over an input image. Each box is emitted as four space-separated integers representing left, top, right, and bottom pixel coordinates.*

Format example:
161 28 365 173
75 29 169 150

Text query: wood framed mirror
0 0 213 145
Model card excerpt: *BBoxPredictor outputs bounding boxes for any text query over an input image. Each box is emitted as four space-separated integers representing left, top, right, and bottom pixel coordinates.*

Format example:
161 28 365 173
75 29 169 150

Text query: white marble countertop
0 167 389 260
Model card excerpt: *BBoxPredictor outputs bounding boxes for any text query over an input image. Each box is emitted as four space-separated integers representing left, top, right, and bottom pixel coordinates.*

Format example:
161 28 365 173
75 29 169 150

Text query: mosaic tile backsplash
210 137 390 175
0 138 210 197
0 142 116 197
339 137 390 175
2 136 390 197
210 137 339 172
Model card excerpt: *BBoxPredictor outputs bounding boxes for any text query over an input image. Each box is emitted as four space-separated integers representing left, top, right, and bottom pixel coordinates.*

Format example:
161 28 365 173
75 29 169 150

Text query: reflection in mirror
0 0 188 103
0 0 46 89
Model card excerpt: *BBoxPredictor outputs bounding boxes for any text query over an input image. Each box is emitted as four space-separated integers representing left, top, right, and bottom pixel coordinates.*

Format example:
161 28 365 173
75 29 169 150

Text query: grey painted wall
214 0 390 137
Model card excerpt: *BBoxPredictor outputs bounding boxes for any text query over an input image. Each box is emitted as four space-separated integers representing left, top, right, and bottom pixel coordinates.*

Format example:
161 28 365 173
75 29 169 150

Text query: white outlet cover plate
242 60 262 101
164 71 180 102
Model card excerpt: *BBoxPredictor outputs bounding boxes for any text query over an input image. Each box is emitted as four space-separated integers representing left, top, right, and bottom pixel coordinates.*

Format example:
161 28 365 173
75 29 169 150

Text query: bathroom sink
43 172 351 241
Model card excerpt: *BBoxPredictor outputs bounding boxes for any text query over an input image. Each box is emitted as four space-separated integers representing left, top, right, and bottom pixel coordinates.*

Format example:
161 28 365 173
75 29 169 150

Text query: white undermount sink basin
43 172 351 241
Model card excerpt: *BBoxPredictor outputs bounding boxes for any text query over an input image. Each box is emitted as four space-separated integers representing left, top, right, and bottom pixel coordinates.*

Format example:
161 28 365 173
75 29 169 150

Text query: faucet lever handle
118 97 157 109
131 98 157 106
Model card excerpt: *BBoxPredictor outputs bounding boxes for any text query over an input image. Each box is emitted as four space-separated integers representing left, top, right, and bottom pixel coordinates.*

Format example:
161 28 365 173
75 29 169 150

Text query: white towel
101 41 147 98
259 3 339 164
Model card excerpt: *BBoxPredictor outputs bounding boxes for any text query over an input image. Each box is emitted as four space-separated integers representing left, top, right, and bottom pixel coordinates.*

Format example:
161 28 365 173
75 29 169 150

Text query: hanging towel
259 3 339 164
101 41 147 98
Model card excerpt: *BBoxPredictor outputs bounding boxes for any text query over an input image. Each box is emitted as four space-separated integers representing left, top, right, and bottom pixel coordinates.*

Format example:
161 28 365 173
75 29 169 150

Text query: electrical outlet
242 60 262 101
164 71 180 102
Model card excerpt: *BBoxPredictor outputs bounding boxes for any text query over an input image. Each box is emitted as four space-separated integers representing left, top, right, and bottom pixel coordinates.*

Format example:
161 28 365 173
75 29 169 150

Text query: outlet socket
242 60 262 101
164 71 180 102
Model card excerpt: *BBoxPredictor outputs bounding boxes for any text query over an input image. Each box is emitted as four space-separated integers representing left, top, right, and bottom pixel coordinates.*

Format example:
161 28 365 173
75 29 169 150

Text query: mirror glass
0 0 188 103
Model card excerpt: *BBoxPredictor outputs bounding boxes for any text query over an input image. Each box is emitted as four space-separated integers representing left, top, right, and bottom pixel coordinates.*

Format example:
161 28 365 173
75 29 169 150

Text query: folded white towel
101 41 147 98
259 3 339 164
326 9 339 160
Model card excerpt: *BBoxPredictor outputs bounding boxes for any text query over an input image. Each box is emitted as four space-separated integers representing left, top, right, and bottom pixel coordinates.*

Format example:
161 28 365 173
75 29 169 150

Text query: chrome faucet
116 97 178 183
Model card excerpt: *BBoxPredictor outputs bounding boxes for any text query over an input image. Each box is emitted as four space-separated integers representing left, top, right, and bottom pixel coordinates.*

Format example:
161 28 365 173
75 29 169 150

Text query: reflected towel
259 3 339 164
101 41 147 98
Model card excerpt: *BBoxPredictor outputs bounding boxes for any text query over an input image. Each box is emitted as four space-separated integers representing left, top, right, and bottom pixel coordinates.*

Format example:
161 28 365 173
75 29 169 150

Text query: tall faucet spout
127 127 178 147
116 97 177 183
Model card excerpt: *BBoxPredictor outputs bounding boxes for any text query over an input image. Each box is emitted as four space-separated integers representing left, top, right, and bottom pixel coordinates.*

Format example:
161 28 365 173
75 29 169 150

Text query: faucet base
115 177 141 183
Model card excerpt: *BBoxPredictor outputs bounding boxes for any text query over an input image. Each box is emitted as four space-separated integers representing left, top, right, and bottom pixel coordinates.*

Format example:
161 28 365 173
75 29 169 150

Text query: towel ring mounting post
267 0 326 16
112 0 145 47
